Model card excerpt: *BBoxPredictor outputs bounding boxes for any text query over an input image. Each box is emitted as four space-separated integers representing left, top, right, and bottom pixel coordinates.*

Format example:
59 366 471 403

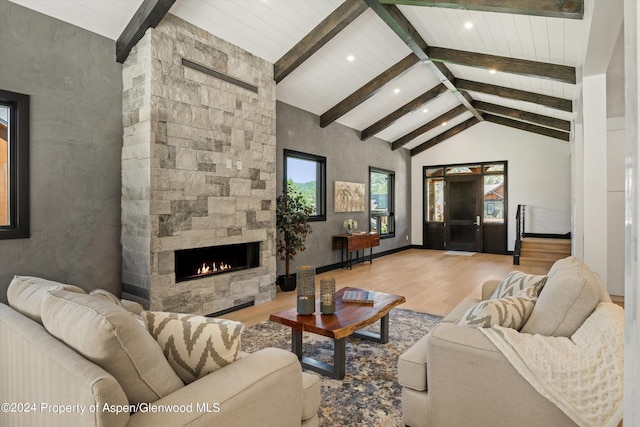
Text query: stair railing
514 204 526 265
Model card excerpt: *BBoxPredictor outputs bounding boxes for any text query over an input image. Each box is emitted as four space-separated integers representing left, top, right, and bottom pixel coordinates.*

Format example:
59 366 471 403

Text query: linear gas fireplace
175 242 260 283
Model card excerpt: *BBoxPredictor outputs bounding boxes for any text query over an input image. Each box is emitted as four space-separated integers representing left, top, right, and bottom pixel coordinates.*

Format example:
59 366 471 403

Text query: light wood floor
221 249 549 327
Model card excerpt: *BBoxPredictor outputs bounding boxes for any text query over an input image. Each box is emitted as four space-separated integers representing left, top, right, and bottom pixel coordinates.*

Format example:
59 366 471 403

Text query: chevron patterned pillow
490 271 547 299
457 287 538 330
143 311 245 384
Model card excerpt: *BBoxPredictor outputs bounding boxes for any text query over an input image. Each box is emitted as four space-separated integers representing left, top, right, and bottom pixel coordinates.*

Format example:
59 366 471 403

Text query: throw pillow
7 275 86 324
143 311 245 385
41 289 184 404
457 287 537 330
490 271 547 299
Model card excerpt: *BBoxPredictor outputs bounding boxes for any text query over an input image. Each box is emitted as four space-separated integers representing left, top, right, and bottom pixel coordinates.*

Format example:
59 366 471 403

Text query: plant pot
277 274 296 292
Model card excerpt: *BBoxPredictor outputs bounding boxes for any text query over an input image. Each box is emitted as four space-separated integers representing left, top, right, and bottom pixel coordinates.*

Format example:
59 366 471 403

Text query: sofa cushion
490 271 547 299
6 275 86 324
90 288 146 327
547 256 611 303
89 288 126 308
301 373 321 421
142 311 245 385
546 255 581 278
521 261 601 337
40 290 184 404
398 333 430 391
457 287 537 330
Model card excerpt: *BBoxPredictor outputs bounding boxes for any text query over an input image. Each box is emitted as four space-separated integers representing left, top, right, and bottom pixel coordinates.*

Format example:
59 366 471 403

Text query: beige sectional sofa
0 276 320 427
398 256 622 427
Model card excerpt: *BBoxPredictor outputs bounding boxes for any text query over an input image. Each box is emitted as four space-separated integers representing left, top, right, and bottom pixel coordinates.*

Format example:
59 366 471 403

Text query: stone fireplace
174 242 260 282
120 14 276 314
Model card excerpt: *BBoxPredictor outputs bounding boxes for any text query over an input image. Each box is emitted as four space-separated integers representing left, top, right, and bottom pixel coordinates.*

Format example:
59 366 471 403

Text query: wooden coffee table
269 287 406 379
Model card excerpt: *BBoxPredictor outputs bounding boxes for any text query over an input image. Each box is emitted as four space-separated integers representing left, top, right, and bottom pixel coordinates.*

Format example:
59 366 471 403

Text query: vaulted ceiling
10 0 587 154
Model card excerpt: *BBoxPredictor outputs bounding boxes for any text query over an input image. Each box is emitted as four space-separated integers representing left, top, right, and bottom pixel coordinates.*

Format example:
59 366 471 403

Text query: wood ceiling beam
274 0 369 83
391 104 468 150
364 0 484 122
428 46 576 84
456 79 573 112
410 117 479 156
320 54 419 128
116 0 176 64
473 101 571 131
360 83 447 140
484 114 570 141
378 0 584 20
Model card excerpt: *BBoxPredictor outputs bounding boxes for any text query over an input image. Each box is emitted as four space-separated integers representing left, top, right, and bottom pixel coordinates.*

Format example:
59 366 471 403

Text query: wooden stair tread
522 237 571 245
520 248 571 257
522 245 571 253
520 255 566 262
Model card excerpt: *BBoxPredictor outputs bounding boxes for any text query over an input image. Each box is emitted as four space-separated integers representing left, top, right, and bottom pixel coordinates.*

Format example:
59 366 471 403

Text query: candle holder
320 278 336 314
296 266 315 315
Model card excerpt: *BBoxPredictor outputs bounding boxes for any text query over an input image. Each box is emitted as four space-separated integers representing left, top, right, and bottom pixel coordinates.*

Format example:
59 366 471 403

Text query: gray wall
276 101 411 274
0 0 123 303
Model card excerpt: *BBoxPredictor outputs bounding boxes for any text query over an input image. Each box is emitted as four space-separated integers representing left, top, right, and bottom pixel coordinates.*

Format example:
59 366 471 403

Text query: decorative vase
296 266 315 315
346 227 353 235
320 278 336 314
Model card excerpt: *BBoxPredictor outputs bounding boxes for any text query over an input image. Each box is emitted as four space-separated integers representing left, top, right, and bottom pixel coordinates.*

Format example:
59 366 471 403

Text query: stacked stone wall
122 14 276 313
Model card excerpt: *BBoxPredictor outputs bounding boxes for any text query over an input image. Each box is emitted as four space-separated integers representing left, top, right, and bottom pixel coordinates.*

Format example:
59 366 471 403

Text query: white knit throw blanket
480 302 624 427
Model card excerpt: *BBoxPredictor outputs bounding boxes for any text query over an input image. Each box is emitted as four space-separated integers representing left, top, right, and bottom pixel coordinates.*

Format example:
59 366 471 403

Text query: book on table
341 290 375 305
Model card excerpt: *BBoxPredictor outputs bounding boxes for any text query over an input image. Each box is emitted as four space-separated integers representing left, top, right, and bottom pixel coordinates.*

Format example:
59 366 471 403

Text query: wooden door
445 175 483 252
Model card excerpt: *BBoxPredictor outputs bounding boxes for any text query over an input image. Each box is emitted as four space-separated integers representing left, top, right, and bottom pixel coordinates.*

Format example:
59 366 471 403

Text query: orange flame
196 261 232 276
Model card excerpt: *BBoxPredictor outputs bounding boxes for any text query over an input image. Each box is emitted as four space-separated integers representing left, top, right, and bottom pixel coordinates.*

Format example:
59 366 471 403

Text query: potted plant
276 183 313 291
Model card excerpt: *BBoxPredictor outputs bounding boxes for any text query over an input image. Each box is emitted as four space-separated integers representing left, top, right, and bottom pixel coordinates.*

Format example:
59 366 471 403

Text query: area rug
241 308 442 427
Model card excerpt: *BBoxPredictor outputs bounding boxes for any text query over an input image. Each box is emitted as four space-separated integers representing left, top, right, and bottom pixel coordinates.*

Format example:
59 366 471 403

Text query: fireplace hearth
175 242 260 283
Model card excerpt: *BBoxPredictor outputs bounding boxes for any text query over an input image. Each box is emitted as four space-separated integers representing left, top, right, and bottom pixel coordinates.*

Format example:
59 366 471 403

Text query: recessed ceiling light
347 55 355 62
464 22 473 30
393 88 400 94
441 122 448 126
489 69 497 74
422 108 429 113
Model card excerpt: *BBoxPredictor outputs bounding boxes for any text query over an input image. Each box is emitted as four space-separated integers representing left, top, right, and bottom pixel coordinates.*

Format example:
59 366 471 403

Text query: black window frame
369 166 395 238
283 149 326 222
0 89 29 240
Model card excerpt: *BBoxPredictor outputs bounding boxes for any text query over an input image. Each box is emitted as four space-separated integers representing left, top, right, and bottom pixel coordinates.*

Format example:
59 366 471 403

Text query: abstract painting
334 181 365 212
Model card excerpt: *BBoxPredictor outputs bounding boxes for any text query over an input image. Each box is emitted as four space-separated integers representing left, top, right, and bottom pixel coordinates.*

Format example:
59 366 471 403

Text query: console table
333 232 380 269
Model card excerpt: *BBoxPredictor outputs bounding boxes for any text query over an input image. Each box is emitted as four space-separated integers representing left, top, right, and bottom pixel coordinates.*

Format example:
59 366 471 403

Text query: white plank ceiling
9 0 586 150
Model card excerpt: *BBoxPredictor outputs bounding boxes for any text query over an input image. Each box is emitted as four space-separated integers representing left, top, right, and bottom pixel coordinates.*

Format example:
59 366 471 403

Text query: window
370 167 395 237
0 89 29 239
484 171 504 223
283 149 326 221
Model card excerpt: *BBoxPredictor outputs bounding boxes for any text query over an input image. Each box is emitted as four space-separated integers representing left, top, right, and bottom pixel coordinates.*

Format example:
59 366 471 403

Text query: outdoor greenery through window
370 167 395 237
283 149 326 221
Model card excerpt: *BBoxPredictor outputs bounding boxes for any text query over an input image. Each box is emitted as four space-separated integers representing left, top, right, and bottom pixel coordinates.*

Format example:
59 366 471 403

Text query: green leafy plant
276 183 313 278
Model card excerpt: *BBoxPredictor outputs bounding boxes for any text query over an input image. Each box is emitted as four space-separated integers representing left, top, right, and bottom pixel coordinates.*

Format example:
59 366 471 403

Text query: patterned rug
242 308 442 427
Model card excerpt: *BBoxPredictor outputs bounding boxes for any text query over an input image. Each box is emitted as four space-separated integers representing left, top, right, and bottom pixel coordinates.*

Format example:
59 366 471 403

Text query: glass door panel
483 174 504 223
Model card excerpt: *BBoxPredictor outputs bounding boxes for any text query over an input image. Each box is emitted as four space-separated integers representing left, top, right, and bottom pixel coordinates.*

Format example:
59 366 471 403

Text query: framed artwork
334 181 365 212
